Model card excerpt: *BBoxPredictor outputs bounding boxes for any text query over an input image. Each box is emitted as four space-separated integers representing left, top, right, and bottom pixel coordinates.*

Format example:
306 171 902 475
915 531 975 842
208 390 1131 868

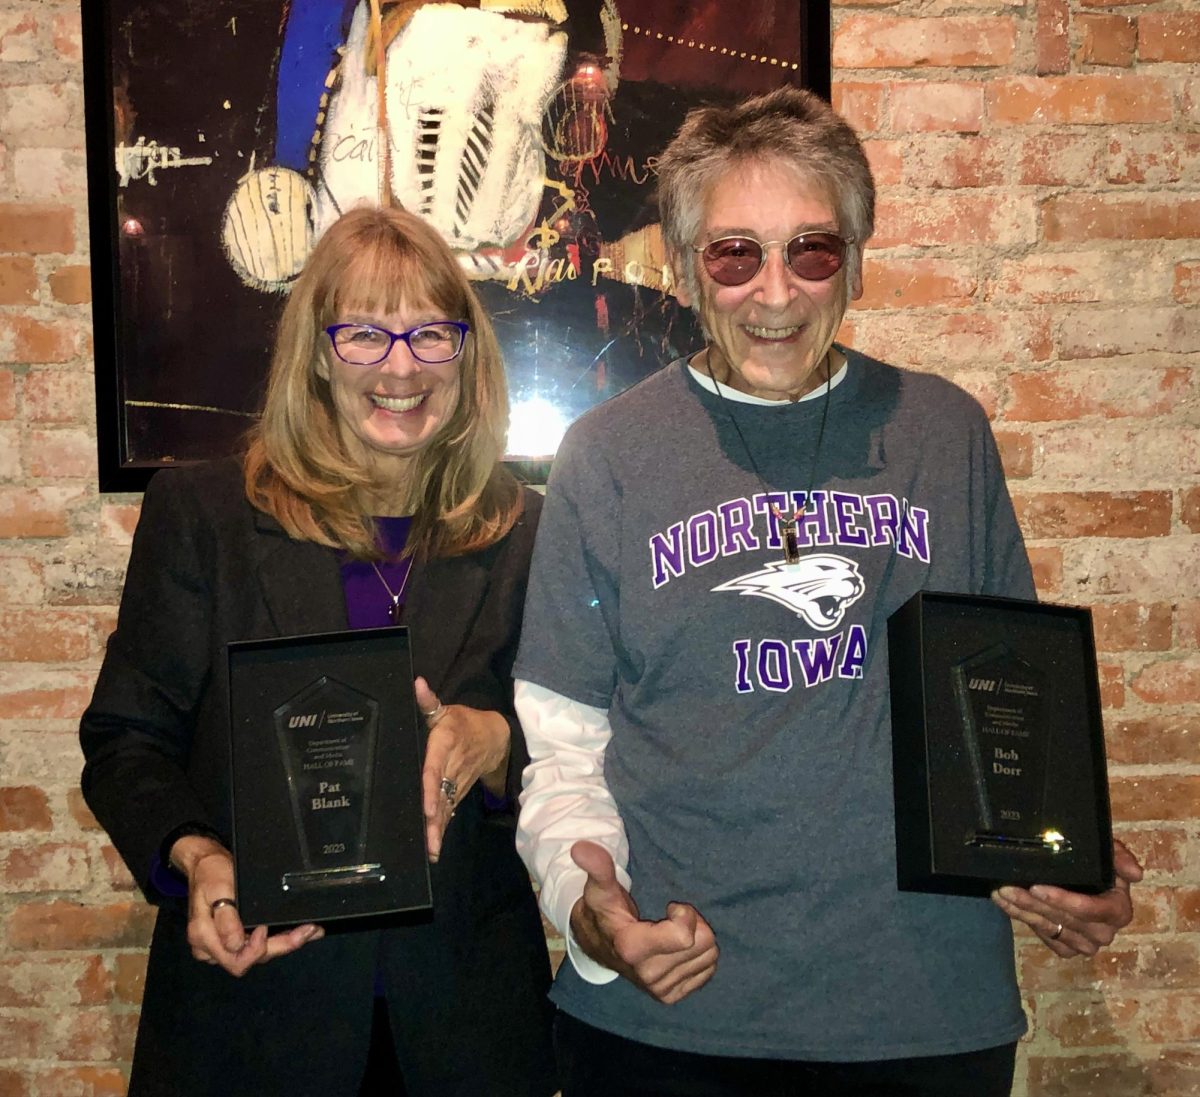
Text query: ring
422 703 446 723
1049 922 1064 940
439 777 458 805
210 897 238 915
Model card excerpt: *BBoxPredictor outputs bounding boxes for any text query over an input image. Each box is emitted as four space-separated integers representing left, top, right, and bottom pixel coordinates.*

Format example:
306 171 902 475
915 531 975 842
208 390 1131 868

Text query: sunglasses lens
786 233 846 280
701 238 764 286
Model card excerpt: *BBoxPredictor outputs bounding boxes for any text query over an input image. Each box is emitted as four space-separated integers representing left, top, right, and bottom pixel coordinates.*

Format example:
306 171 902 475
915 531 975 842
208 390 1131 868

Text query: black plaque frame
888 592 1114 897
81 0 832 491
228 627 431 926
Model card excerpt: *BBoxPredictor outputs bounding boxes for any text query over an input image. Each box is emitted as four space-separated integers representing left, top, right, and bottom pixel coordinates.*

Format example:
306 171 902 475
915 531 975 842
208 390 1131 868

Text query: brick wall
0 1 1197 1093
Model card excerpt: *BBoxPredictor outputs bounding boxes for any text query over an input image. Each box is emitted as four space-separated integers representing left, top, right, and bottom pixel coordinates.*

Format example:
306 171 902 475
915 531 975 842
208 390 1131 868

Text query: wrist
169 834 229 879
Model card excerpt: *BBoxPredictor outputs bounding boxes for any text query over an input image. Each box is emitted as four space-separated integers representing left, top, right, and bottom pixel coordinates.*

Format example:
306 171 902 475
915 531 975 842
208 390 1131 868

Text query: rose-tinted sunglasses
692 232 852 287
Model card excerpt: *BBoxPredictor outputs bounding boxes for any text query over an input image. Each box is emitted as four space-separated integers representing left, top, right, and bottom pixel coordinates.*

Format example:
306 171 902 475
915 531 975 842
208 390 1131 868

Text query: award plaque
228 628 431 925
887 592 1113 897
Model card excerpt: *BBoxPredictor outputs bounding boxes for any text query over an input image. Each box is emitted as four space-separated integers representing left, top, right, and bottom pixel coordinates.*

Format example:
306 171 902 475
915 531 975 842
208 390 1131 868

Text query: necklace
370 557 414 624
705 352 834 567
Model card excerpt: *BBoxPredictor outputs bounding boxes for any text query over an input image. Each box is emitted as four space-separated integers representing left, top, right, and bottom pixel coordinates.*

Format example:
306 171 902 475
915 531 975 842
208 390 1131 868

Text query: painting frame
83 0 832 493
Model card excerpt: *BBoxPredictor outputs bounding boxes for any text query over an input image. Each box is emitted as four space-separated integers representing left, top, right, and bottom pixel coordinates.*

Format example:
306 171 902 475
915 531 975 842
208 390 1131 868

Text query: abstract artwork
83 0 829 489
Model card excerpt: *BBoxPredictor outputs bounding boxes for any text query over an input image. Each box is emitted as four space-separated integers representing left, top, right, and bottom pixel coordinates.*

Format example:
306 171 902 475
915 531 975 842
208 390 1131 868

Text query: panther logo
711 555 866 632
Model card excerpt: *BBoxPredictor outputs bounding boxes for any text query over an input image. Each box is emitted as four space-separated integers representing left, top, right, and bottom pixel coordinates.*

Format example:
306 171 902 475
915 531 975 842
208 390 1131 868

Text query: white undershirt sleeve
515 678 629 985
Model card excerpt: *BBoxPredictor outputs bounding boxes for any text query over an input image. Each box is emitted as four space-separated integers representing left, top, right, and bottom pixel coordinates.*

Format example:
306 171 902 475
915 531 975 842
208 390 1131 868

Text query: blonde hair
243 205 522 560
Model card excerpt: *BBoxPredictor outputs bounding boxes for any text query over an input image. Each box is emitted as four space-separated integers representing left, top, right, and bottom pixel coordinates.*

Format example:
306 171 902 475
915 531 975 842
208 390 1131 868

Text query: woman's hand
414 676 511 862
990 838 1143 958
170 834 323 977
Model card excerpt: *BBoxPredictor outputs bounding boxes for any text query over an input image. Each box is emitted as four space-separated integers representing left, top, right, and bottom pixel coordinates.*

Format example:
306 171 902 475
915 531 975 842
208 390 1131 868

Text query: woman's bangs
329 233 464 323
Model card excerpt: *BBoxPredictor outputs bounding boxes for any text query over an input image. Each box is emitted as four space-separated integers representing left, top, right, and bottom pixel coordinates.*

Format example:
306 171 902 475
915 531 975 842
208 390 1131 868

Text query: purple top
341 516 414 627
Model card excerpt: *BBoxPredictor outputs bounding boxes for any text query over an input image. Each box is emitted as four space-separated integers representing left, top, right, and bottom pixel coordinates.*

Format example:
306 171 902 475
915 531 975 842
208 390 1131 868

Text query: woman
80 206 556 1096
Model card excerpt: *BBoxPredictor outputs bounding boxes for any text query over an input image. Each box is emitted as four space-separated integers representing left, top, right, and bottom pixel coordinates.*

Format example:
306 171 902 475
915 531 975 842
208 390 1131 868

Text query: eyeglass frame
324 320 471 366
691 232 854 287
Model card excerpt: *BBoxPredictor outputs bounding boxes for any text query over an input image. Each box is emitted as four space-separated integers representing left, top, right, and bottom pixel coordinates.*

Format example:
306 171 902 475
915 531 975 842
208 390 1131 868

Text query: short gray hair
657 87 875 300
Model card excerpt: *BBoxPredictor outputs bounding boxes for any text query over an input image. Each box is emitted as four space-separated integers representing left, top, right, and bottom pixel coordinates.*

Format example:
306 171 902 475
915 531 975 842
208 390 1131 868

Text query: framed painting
83 0 832 491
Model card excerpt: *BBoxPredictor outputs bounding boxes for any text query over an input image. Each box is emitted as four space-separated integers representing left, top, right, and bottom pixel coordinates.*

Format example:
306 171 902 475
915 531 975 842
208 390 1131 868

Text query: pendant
388 597 404 624
772 504 803 566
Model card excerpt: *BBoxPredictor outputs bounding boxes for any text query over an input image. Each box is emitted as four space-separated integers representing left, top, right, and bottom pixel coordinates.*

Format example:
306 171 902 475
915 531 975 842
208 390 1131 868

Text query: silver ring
422 703 446 723
439 777 458 805
1049 922 1064 940
210 897 238 915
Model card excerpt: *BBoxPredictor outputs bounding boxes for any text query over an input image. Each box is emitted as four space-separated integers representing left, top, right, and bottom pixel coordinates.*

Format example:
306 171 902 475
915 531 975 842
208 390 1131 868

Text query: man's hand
569 840 718 1004
991 838 1143 958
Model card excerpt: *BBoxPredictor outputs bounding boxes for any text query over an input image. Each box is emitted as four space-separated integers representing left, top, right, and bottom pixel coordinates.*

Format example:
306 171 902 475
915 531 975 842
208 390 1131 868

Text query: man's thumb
571 840 618 893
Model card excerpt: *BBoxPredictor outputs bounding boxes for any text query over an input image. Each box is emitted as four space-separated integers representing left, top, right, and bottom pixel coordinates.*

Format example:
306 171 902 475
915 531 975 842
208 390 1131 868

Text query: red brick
1177 601 1200 648
1124 886 1174 935
0 486 79 537
0 369 14 418
1041 427 1200 484
99 502 141 545
1036 0 1071 74
0 13 39 63
1107 714 1200 765
857 258 977 310
995 430 1033 480
1019 941 1138 992
1077 14 1136 66
902 135 1005 187
992 251 1170 305
27 427 95 479
1110 776 1200 823
850 309 1048 369
1007 369 1193 421
888 81 983 132
23 368 96 424
0 256 37 304
0 956 110 1008
99 846 136 893
873 192 1035 248
51 1008 138 1063
29 1066 125 1097
0 787 51 832
1118 826 1186 875
1140 13 1200 62
1106 132 1200 185
1016 133 1105 186
0 1015 46 1059
1098 660 1124 709
0 842 91 892
0 1067 29 1097
0 203 74 253
1179 888 1200 932
1044 195 1200 242
861 139 903 185
113 953 146 1005
0 315 76 364
0 553 44 603
0 609 90 662
988 75 1173 125
1027 545 1062 594
1138 992 1200 1043
1028 1051 1169 1096
1063 539 1200 603
66 789 100 832
50 11 83 62
1062 307 1200 359
1175 261 1200 303
1130 656 1200 705
48 264 91 305
7 901 155 950
831 82 887 133
0 672 95 720
1042 992 1137 1047
1183 487 1200 533
833 16 1016 68
1012 491 1170 538
1092 602 1174 652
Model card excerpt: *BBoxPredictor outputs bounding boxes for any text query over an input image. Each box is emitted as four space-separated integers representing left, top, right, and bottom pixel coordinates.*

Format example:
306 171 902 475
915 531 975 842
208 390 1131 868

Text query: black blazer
80 460 555 1097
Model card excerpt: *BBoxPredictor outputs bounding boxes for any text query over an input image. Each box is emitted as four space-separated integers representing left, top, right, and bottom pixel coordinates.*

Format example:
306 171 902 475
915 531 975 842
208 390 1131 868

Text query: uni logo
288 713 319 728
968 678 997 692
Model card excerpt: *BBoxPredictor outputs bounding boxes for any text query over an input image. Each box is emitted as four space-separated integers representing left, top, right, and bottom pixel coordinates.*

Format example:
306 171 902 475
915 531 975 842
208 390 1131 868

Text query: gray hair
656 87 875 300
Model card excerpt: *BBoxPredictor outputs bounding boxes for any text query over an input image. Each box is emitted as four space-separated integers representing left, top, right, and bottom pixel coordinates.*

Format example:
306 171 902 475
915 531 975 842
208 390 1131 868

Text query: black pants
359 997 406 1097
555 1012 1016 1097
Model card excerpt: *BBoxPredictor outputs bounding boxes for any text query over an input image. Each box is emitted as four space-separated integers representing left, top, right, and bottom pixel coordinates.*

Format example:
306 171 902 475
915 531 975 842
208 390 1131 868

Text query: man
514 87 1140 1096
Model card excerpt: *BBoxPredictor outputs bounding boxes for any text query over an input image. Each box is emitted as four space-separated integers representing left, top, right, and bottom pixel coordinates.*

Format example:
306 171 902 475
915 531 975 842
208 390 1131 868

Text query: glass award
229 628 432 925
888 592 1113 897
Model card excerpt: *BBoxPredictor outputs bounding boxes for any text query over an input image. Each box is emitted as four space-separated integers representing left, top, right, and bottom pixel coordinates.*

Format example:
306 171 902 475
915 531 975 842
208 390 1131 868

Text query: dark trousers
555 1012 1016 1097
359 997 406 1097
